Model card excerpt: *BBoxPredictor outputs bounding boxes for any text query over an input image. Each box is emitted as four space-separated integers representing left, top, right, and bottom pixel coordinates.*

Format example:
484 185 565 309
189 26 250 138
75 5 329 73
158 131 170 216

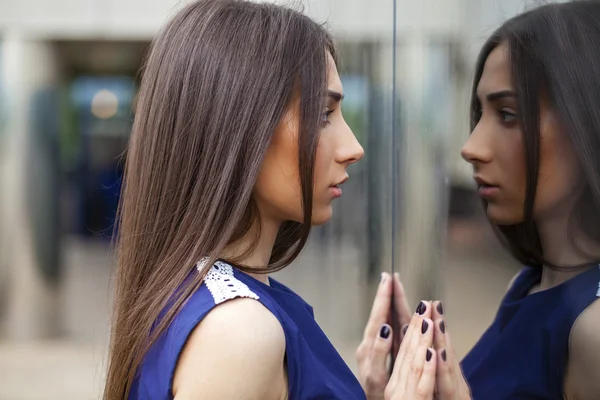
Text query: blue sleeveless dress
129 259 366 399
461 265 600 399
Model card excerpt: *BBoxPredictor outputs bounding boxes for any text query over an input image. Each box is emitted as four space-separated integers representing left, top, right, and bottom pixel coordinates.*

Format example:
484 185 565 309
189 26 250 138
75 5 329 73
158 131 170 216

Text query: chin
486 204 523 225
311 206 333 226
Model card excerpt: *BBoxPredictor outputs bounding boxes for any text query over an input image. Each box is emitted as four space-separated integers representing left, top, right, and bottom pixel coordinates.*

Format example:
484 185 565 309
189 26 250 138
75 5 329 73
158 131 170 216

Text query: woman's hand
431 301 472 400
356 273 413 399
356 272 394 399
384 302 436 400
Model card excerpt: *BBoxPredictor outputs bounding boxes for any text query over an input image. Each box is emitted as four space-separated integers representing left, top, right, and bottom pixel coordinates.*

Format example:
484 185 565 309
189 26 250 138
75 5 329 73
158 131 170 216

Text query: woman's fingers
431 300 451 392
392 301 433 382
362 273 393 344
440 328 458 374
416 348 437 399
435 323 472 400
436 347 456 398
386 306 436 400
417 300 433 320
432 301 447 356
405 317 435 391
363 323 394 390
356 274 394 398
432 300 444 325
390 312 419 383
387 347 436 400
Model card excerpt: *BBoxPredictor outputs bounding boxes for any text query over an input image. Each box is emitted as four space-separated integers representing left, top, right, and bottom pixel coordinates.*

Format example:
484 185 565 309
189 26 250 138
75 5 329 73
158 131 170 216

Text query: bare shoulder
173 298 287 400
564 299 600 400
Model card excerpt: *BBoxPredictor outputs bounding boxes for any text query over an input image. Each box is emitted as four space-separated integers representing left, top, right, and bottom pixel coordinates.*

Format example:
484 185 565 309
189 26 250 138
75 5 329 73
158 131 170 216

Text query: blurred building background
0 0 551 399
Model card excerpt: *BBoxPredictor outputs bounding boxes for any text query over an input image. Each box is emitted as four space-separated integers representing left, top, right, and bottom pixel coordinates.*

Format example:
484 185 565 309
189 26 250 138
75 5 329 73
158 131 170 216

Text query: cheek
309 136 334 224
486 130 528 224
253 128 302 221
495 129 527 197
313 137 330 189
534 132 581 217
505 140 527 201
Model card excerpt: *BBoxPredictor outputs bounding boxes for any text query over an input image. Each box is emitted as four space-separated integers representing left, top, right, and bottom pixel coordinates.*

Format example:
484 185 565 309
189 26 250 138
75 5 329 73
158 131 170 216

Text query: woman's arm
564 300 600 400
173 298 288 400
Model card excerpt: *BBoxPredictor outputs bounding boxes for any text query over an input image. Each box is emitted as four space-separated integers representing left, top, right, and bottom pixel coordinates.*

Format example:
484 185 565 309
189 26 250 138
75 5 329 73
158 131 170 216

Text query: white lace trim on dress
196 258 260 305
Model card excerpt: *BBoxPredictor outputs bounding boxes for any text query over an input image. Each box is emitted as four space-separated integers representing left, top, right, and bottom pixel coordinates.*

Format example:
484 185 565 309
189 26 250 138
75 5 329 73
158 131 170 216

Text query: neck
536 211 599 290
220 214 281 285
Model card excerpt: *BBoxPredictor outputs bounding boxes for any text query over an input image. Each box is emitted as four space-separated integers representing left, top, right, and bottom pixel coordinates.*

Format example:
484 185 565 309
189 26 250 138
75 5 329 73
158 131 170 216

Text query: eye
499 109 517 123
321 109 335 125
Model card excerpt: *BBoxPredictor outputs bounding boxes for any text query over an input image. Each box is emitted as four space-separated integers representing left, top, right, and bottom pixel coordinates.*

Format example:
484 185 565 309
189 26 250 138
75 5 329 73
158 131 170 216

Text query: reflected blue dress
461 265 600 399
129 259 366 399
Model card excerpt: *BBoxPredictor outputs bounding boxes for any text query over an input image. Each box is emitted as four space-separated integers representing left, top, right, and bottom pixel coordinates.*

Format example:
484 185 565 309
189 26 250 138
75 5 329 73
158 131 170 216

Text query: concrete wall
0 0 464 39
0 35 62 339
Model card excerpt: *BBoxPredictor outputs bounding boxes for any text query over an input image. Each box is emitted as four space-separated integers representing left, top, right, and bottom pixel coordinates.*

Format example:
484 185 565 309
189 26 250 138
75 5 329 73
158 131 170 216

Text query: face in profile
253 53 364 226
461 43 582 225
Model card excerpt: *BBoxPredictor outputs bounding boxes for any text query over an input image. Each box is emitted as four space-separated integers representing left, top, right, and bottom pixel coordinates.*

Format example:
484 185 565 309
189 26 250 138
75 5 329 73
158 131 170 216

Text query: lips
474 176 495 187
330 175 348 198
474 176 499 198
331 176 349 188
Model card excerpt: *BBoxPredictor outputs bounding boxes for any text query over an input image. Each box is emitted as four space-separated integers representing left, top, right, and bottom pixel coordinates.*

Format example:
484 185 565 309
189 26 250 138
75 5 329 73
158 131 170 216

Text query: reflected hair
104 1 336 398
471 0 600 267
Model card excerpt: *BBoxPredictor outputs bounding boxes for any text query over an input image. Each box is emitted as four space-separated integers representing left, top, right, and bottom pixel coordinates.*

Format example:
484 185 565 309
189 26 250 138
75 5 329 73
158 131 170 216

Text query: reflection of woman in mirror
103 1 439 399
362 2 600 400
362 2 600 399
460 2 600 399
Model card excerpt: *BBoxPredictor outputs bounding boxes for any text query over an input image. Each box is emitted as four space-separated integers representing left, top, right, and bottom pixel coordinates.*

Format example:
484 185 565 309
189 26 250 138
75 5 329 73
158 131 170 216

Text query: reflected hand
384 302 436 400
431 301 472 400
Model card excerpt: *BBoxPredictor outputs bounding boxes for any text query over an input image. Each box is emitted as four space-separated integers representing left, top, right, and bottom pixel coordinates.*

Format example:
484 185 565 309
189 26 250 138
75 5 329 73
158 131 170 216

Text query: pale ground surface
0 225 518 400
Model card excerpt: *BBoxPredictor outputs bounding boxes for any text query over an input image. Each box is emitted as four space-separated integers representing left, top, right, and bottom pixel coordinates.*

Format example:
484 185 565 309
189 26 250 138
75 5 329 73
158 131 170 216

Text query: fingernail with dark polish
441 349 447 362
380 325 391 339
426 348 433 362
421 320 429 334
402 325 409 335
437 302 444 315
416 301 426 315
439 320 446 334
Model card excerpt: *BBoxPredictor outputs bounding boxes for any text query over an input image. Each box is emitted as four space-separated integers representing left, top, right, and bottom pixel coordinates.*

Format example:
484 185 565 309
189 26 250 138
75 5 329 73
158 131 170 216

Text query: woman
103 1 437 399
364 2 600 399
460 2 600 398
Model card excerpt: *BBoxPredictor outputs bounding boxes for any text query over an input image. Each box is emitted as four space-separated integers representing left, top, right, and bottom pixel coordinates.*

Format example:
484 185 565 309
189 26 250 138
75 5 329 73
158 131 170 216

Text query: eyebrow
327 90 344 102
486 90 517 102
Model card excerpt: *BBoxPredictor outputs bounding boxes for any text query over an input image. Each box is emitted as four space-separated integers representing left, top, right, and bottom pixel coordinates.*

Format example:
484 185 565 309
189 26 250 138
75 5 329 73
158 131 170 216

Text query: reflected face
254 53 364 226
461 43 582 225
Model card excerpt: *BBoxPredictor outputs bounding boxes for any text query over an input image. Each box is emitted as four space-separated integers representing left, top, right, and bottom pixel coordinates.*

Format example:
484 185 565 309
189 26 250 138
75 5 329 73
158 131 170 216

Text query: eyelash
472 106 517 125
499 109 517 123
322 109 335 125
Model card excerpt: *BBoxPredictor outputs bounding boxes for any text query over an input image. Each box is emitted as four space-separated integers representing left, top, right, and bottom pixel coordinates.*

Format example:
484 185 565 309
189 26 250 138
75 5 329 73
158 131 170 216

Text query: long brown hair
470 1 600 267
104 1 337 398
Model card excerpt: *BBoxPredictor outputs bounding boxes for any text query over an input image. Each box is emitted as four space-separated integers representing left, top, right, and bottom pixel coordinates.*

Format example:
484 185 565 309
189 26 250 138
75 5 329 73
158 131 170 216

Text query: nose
461 124 492 165
336 124 364 166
